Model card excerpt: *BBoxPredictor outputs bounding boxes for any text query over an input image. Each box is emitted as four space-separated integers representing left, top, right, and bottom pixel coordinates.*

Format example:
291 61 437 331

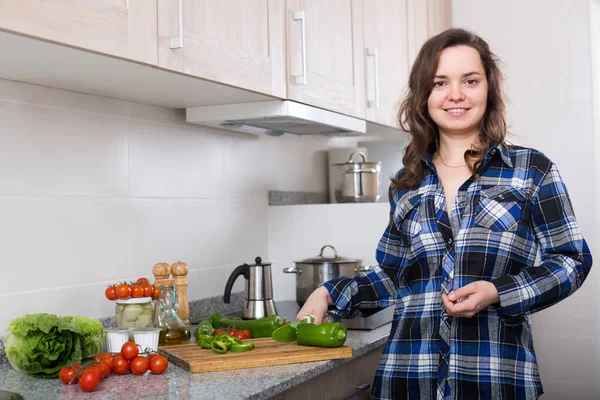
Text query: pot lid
333 151 381 167
295 245 362 264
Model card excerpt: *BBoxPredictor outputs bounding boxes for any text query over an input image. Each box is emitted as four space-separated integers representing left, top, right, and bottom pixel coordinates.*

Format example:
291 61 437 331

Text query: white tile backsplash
0 78 338 333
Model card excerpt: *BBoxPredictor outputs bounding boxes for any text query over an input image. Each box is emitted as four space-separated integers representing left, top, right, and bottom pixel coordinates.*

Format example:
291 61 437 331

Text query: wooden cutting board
159 337 353 373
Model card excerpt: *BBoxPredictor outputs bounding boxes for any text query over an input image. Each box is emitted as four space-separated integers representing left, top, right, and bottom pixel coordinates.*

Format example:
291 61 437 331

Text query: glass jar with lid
115 297 153 329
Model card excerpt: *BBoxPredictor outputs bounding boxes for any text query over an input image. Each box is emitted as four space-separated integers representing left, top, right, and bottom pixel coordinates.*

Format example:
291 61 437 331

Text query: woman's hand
442 281 500 318
296 286 333 324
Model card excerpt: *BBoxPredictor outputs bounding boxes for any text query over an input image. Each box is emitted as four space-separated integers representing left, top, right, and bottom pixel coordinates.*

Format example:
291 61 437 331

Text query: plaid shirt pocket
393 193 423 245
475 186 528 232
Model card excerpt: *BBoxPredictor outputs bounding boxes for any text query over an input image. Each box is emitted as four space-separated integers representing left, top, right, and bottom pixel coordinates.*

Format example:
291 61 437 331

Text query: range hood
186 100 367 136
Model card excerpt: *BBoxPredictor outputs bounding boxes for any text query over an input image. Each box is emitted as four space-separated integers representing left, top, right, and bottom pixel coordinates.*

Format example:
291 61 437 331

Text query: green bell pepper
296 322 347 348
213 314 286 338
230 341 255 353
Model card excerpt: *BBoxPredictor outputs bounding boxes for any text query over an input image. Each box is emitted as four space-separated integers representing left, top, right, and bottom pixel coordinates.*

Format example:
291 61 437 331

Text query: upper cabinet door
0 0 158 65
286 0 365 118
363 0 409 127
407 0 452 69
158 0 286 98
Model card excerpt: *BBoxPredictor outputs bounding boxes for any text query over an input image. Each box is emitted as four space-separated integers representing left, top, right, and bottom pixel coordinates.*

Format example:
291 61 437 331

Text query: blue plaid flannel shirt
323 144 592 400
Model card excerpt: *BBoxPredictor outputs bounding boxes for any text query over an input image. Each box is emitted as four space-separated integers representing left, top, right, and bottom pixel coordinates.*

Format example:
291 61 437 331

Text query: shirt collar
420 143 513 169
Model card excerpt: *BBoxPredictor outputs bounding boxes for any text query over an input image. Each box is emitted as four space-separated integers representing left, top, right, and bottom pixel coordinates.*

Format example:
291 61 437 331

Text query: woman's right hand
296 286 333 324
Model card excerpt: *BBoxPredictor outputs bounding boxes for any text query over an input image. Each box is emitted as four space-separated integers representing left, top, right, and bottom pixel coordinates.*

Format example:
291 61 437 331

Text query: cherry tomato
104 286 117 301
111 355 129 375
152 286 160 300
149 355 168 375
59 364 80 385
92 352 112 365
97 360 112 379
227 329 238 336
130 356 149 375
78 369 100 392
88 365 105 381
142 284 154 298
130 285 144 298
241 329 252 339
136 277 150 284
234 331 247 340
115 283 131 299
121 341 139 361
147 353 159 363
213 329 227 336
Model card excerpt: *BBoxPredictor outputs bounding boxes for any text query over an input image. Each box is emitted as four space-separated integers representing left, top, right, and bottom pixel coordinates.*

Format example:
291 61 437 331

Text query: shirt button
458 200 466 207
447 238 453 245
491 149 497 155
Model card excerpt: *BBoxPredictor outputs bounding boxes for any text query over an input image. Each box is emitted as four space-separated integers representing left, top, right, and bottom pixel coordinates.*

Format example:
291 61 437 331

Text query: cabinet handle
170 0 183 49
293 11 307 85
341 383 370 400
366 48 380 108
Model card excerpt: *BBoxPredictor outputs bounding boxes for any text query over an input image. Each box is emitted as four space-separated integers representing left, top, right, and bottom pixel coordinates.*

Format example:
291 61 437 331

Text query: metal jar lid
295 245 362 264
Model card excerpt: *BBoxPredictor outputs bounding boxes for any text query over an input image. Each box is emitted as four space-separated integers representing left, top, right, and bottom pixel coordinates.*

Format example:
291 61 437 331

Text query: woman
298 28 592 399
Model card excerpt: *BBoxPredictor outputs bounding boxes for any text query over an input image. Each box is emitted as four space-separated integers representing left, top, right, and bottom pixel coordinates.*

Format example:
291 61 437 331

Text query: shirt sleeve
323 190 404 319
492 162 592 317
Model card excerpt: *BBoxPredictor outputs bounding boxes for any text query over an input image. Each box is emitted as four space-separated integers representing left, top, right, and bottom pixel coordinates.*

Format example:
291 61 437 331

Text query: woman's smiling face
427 45 488 137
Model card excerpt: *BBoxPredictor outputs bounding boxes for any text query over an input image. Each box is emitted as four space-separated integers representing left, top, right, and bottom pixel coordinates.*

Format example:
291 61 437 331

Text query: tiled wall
453 0 599 398
0 78 359 333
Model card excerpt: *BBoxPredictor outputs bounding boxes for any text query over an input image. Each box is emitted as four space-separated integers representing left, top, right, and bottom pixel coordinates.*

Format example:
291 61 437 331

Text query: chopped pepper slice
271 324 297 343
211 340 229 354
230 342 255 353
296 322 347 348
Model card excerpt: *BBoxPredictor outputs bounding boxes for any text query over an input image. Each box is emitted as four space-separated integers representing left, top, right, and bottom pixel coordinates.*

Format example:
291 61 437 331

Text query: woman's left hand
442 281 500 318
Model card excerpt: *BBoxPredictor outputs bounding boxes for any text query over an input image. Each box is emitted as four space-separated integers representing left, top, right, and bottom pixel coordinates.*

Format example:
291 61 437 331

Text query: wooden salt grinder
152 262 172 293
171 261 190 325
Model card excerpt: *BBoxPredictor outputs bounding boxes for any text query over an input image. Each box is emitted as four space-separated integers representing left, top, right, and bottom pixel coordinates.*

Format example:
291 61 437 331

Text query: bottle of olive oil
154 280 191 346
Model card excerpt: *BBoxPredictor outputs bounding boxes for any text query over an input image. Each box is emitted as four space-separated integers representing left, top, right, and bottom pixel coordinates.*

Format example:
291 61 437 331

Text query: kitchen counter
0 301 391 400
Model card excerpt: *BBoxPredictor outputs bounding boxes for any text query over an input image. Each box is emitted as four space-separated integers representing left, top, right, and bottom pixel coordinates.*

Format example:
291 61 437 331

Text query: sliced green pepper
214 314 286 338
296 322 347 348
211 340 229 354
199 338 213 349
230 341 255 352
195 316 215 337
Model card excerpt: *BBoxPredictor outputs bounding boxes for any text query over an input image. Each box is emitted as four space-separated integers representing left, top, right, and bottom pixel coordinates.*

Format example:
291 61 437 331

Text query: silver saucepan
283 245 369 306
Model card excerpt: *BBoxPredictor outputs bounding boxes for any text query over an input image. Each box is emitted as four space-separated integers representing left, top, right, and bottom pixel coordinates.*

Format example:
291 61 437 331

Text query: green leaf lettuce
5 313 105 378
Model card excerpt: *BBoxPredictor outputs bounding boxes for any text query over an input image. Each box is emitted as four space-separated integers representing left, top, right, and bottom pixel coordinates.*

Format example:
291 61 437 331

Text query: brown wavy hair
393 28 507 189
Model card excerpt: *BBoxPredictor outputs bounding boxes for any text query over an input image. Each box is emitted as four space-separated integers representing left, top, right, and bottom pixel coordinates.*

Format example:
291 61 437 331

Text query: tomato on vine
115 283 131 299
78 369 100 392
104 286 117 301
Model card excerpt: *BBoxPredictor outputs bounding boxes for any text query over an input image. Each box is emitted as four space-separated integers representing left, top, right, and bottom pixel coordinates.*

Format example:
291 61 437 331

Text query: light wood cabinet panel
407 0 452 69
363 0 409 128
0 0 158 65
158 0 286 98
286 0 365 118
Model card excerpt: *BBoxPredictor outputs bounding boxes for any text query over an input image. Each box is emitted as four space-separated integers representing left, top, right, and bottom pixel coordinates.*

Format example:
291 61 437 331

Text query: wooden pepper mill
171 261 190 325
152 262 171 293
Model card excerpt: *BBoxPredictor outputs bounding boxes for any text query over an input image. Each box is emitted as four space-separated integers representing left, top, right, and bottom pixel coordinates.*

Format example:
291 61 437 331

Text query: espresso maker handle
223 263 250 304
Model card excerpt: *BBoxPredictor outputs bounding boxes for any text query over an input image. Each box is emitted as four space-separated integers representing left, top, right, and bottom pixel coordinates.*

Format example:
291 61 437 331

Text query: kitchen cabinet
157 0 286 98
407 0 452 68
0 0 158 65
285 0 366 119
363 0 410 128
271 345 384 400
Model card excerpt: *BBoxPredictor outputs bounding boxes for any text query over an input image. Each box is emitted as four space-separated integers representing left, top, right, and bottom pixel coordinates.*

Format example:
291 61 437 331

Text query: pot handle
346 151 367 163
283 267 301 274
319 245 338 258
355 265 372 273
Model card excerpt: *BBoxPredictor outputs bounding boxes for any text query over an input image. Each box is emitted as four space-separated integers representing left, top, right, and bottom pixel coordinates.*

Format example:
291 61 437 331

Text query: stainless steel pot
283 245 369 306
333 151 381 203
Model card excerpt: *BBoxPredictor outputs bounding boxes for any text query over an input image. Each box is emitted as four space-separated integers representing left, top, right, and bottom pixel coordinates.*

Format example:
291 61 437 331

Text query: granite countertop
0 301 391 400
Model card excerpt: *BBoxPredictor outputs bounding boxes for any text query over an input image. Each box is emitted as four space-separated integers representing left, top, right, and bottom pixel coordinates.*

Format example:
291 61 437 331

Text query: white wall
0 78 360 333
452 0 599 398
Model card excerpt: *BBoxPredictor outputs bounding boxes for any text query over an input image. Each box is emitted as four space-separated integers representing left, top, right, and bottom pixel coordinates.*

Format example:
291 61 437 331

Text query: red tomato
136 277 150 284
115 283 131 299
130 356 149 375
152 286 160 300
142 284 154 298
130 285 144 298
59 364 80 385
111 356 129 375
78 369 100 392
234 331 247 340
149 355 168 375
213 329 227 336
97 360 112 379
226 329 238 336
105 286 117 301
88 365 105 381
121 341 139 361
241 329 252 339
92 352 112 365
